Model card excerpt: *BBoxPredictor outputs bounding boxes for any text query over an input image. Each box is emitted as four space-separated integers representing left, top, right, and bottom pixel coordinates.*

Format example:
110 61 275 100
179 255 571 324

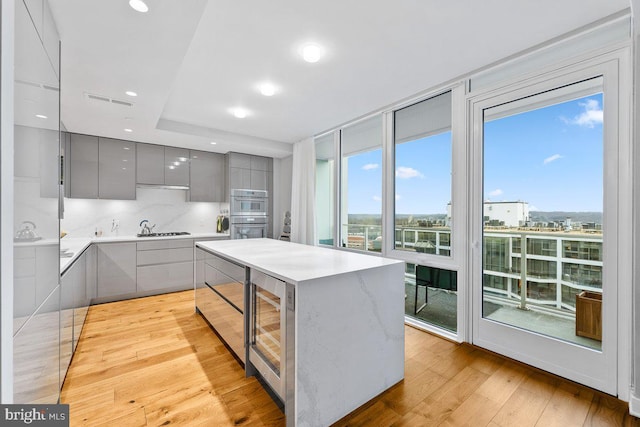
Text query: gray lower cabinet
98 137 136 199
136 239 193 293
69 133 99 198
195 248 246 363
61 251 82 375
189 150 225 202
97 242 137 298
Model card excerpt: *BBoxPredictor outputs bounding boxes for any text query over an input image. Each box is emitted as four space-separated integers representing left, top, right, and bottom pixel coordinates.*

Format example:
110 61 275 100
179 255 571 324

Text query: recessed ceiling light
259 83 276 97
178 157 188 161
124 128 133 132
173 161 180 166
123 147 130 150
302 44 323 63
169 165 175 170
125 91 138 97
192 155 198 159
129 0 148 13
35 114 47 119
123 159 128 162
232 108 248 119
210 142 217 145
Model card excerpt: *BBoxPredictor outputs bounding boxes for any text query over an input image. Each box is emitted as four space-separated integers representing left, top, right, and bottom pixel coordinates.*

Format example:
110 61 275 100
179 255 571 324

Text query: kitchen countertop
60 232 229 274
196 238 403 284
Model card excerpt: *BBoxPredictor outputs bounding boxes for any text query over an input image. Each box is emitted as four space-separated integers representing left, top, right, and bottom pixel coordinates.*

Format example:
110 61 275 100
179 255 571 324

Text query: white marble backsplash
61 187 228 238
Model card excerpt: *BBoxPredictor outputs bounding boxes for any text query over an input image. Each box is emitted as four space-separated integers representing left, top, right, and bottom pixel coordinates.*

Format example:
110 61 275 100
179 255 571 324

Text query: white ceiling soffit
49 0 628 158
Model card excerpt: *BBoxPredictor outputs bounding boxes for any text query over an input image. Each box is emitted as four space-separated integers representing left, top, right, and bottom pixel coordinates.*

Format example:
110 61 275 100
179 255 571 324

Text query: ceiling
48 0 629 159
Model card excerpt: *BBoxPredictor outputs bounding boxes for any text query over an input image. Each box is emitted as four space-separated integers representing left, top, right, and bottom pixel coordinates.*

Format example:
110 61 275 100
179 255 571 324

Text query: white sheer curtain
290 137 317 245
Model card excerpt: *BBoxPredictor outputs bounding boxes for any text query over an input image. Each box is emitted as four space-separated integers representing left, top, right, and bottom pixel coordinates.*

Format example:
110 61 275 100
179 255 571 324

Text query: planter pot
575 291 602 341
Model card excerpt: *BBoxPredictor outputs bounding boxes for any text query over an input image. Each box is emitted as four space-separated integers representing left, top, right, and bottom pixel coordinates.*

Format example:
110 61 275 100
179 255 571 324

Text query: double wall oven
229 189 268 239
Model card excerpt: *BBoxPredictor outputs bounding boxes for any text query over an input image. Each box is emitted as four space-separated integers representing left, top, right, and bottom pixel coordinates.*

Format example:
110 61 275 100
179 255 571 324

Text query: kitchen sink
136 232 191 238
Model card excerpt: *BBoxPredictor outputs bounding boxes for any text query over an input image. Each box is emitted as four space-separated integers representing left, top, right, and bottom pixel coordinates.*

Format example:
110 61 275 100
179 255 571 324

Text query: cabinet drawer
136 238 193 251
195 285 244 363
136 247 193 266
205 255 245 284
137 261 193 292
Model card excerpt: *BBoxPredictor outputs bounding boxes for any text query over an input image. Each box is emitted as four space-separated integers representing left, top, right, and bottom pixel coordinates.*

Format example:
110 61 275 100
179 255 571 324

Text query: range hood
136 184 189 190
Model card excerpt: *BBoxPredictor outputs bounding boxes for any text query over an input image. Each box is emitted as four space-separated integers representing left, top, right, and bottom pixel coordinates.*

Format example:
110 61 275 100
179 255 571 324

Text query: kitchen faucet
139 219 155 235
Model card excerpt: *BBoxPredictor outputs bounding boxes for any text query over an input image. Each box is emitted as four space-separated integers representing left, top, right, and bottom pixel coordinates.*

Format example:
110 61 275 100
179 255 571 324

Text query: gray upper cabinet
165 147 189 186
136 144 189 187
98 137 136 200
229 166 251 190
250 155 270 171
228 152 251 169
226 152 273 197
136 143 164 185
69 134 99 199
189 150 224 202
250 169 268 191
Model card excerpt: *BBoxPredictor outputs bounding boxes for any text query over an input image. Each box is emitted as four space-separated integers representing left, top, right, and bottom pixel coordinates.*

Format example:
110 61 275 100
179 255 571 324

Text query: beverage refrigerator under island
194 238 405 427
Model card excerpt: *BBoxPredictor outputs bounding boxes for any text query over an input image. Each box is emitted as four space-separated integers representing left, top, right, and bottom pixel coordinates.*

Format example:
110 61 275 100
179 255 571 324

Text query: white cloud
362 163 379 171
543 154 563 165
488 189 503 197
395 166 424 179
561 98 603 128
372 195 382 202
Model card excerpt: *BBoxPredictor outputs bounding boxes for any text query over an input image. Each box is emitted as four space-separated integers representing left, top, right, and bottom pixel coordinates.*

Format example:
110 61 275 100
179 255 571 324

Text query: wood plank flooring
61 291 639 426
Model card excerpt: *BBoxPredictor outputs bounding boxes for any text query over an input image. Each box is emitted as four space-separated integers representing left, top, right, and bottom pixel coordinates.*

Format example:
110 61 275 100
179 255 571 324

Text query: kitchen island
195 238 405 427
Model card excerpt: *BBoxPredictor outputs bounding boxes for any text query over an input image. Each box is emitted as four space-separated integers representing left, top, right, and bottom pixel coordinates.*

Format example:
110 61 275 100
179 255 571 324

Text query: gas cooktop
136 231 191 238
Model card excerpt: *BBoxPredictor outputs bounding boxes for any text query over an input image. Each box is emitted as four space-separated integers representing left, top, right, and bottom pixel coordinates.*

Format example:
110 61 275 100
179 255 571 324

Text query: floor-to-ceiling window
315 133 335 246
340 116 382 253
393 91 458 332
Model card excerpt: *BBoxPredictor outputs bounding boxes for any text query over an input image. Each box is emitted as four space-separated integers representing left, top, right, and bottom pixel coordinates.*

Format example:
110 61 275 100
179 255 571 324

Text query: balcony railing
337 223 603 315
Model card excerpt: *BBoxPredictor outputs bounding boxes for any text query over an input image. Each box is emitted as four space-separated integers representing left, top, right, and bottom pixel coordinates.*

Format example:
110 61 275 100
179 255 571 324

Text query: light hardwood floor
61 291 639 426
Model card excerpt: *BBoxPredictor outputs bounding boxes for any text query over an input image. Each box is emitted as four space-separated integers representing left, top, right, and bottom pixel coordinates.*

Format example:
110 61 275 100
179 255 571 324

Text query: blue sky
345 93 603 214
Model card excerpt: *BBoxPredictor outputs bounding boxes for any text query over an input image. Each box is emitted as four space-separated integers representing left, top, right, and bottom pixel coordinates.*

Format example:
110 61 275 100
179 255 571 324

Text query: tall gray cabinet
189 150 225 202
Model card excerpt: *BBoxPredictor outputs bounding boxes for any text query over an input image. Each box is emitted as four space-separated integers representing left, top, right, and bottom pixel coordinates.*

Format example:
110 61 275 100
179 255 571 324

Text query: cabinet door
85 244 97 302
228 152 251 169
69 133 98 198
250 155 269 171
136 143 164 184
165 147 190 186
97 243 137 298
61 250 85 353
229 167 251 190
99 138 136 199
250 169 268 191
189 151 224 202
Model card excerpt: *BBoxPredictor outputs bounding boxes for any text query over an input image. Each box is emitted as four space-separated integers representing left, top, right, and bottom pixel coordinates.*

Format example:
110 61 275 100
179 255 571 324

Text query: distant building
447 201 530 228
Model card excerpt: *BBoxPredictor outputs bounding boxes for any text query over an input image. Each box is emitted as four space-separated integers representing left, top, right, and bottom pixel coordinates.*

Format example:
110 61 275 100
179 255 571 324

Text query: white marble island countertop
195 238 403 284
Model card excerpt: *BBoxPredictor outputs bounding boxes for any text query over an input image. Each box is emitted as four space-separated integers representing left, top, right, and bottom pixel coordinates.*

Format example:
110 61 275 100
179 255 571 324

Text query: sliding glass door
471 61 622 394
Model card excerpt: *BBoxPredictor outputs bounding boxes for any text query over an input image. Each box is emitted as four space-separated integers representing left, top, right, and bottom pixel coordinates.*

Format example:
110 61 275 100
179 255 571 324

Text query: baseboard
630 392 640 418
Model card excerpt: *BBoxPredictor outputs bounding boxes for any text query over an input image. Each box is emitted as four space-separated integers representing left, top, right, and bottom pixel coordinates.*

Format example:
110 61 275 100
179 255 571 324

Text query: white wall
61 187 228 237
